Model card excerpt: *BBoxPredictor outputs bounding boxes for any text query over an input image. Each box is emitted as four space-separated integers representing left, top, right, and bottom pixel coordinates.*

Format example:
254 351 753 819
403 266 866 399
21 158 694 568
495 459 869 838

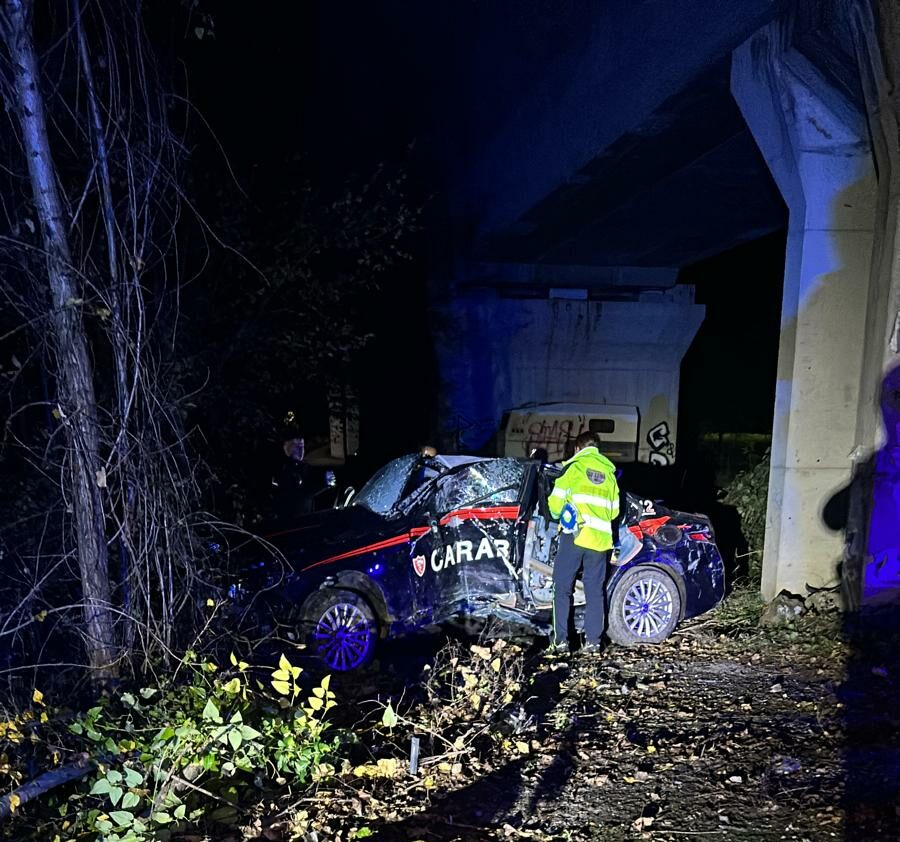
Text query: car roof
433 455 493 470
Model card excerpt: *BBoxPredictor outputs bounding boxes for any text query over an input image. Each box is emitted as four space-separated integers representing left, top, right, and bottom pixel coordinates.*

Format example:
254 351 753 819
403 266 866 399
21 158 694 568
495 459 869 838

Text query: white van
501 403 641 464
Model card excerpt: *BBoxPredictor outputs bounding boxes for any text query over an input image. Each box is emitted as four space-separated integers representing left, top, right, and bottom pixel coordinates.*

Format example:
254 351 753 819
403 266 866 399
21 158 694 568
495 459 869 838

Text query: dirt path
264 605 900 842
375 635 848 841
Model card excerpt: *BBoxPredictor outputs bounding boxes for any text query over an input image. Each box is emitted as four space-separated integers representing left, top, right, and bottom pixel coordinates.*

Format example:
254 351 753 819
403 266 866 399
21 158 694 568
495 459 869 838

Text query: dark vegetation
0 0 422 686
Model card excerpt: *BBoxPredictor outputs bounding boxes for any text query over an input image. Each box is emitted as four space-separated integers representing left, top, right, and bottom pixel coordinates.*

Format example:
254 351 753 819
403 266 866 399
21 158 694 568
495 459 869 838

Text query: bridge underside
314 0 900 605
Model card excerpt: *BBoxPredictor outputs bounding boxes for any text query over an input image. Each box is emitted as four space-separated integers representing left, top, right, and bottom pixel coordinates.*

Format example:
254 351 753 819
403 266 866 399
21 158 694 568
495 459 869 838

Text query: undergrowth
0 651 337 841
0 637 532 842
724 447 771 586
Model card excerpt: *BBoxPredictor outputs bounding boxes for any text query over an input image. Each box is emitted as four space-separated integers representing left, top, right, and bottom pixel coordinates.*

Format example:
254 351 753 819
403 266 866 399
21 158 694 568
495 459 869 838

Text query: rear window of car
434 459 526 514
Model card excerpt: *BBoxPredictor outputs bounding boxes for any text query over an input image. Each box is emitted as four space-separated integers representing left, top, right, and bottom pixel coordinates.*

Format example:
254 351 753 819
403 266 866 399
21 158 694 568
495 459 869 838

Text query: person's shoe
580 642 603 656
546 641 570 658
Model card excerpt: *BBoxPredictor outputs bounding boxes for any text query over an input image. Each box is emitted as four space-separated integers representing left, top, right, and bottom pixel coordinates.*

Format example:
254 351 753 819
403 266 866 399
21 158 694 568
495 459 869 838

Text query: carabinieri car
236 453 725 671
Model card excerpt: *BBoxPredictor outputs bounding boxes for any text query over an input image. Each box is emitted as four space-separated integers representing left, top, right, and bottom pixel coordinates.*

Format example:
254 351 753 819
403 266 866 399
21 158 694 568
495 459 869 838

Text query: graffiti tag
647 421 674 466
523 417 585 461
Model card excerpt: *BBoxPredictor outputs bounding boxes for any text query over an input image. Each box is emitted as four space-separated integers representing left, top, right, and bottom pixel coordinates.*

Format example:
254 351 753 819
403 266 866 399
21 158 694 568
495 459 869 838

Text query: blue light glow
863 365 900 604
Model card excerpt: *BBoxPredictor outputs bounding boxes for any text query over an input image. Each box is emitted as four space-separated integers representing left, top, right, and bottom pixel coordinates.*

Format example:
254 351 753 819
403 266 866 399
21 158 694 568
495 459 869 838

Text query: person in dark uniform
274 436 316 520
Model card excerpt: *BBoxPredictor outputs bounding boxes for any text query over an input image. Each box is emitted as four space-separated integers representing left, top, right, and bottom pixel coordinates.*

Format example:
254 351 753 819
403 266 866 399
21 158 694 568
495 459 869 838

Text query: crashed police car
235 453 725 671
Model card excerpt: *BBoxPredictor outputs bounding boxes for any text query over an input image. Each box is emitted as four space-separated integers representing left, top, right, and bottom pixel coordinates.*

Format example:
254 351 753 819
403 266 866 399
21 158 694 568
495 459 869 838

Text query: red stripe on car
301 534 411 571
305 505 522 571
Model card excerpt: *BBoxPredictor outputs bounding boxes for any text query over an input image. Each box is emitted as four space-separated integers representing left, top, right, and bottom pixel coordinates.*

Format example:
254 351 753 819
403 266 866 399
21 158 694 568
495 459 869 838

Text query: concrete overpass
314 0 900 605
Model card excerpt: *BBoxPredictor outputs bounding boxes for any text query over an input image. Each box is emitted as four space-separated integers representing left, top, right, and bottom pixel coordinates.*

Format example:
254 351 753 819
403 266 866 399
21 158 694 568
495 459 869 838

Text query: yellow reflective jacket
548 446 620 551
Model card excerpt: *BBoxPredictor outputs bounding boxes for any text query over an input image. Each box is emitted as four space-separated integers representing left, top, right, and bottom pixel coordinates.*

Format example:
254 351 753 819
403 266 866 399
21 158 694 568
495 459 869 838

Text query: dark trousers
553 532 610 645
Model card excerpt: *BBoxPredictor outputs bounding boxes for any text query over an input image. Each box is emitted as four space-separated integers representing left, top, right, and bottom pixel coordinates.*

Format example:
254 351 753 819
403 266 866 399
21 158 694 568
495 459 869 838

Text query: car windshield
352 454 419 515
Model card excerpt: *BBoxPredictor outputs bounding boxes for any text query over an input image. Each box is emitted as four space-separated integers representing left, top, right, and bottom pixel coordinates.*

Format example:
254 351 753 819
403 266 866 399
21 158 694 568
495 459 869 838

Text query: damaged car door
407 458 532 628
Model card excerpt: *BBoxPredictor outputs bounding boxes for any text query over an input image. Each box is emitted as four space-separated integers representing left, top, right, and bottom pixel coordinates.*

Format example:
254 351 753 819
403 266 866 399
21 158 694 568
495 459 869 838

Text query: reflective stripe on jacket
548 446 620 551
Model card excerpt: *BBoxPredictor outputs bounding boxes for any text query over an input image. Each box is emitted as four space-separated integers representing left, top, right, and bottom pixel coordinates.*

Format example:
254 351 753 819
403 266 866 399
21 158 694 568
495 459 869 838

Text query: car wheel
302 588 378 671
607 566 681 646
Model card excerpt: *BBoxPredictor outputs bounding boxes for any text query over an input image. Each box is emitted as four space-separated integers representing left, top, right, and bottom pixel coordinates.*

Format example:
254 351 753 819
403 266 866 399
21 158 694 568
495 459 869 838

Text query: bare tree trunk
3 0 117 674
73 0 136 641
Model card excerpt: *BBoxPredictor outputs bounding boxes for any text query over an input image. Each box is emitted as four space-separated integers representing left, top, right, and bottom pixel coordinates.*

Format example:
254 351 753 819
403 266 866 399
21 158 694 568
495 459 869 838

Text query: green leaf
381 702 398 728
121 792 140 810
155 726 175 742
138 687 157 699
90 778 111 796
227 728 243 751
174 804 187 820
239 724 261 741
106 770 123 786
110 810 134 827
151 811 172 824
202 698 222 723
271 679 292 696
109 785 124 806
122 766 143 788
120 693 137 708
276 652 301 679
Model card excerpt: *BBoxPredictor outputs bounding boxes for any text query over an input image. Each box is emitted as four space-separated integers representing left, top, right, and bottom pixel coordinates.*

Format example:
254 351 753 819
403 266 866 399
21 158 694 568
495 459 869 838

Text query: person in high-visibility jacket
547 431 620 653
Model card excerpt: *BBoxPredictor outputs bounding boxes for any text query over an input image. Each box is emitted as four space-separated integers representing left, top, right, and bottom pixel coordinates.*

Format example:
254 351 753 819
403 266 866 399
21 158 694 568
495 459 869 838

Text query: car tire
301 588 379 671
607 566 681 646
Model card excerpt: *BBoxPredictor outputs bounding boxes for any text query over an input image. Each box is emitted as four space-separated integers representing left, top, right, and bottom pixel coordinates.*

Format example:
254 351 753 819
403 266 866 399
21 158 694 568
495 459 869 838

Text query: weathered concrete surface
732 6 880 598
434 286 703 459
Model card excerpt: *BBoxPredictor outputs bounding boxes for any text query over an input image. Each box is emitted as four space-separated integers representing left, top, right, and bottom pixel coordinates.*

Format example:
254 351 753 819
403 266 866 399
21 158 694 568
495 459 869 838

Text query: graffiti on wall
523 416 586 462
647 420 674 466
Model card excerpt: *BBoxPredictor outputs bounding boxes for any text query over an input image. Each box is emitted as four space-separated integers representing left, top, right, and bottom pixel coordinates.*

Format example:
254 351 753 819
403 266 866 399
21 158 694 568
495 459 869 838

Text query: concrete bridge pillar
732 16 879 598
733 0 900 602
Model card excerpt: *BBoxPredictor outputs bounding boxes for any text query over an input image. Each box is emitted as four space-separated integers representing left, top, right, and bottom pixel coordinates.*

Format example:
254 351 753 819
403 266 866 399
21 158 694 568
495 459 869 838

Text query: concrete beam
465 264 679 290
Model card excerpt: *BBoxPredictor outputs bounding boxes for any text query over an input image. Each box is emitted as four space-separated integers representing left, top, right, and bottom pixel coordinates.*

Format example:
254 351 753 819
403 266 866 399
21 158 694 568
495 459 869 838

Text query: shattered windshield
352 455 418 515
435 459 526 514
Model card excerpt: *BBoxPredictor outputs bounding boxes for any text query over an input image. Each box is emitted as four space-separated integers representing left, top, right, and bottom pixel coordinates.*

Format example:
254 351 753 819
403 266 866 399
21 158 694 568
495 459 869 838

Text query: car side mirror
335 486 356 509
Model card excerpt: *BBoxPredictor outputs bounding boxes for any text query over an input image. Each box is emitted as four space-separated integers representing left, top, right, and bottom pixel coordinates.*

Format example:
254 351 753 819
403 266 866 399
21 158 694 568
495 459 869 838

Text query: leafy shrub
724 447 771 585
1 652 337 841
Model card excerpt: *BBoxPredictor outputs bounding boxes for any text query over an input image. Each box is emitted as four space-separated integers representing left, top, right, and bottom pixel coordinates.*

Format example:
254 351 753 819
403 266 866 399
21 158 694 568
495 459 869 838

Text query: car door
409 459 529 624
